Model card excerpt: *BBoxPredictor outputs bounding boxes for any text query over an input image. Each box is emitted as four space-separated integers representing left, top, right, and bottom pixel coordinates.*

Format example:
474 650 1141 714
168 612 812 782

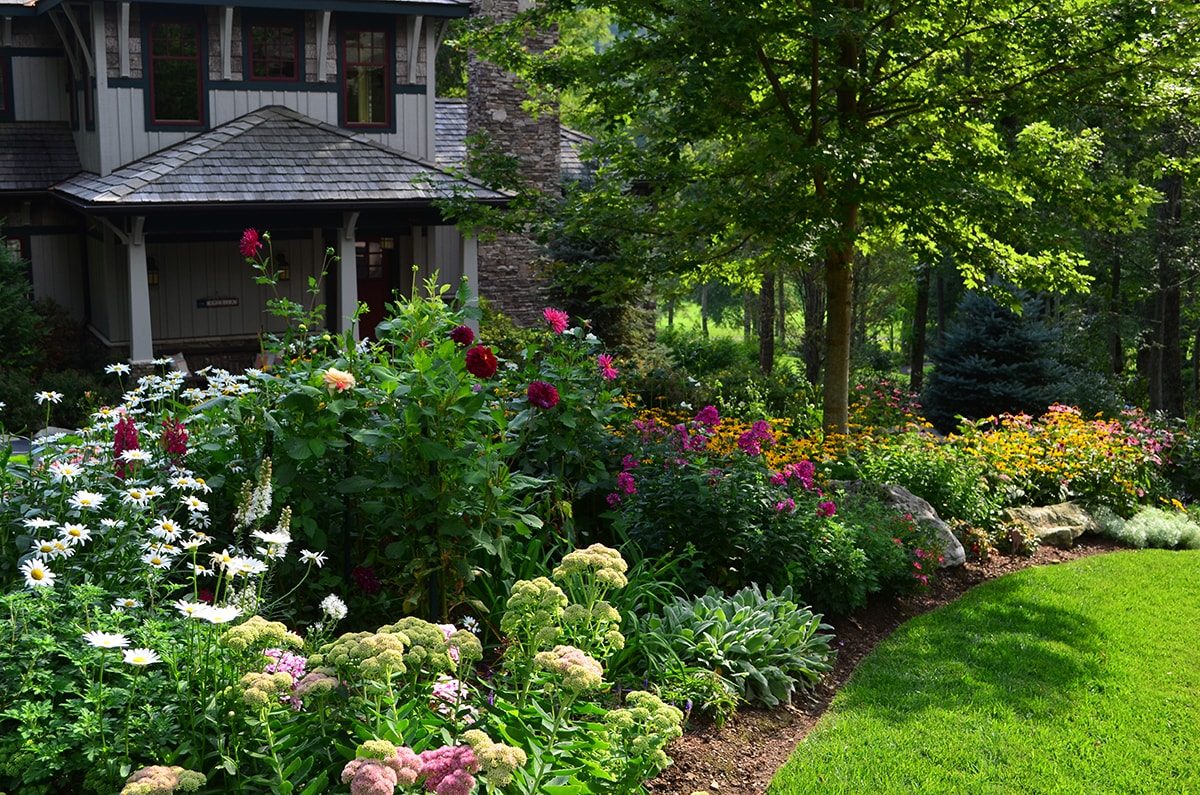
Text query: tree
923 292 1066 432
469 0 1194 431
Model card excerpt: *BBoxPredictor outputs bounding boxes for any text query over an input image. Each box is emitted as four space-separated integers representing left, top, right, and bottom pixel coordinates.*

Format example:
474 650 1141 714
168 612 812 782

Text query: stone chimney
467 0 561 325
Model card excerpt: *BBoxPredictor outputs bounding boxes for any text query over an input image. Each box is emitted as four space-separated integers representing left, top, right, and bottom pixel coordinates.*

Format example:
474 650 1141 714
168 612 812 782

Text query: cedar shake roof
0 123 82 192
6 0 468 16
55 106 508 209
434 98 593 184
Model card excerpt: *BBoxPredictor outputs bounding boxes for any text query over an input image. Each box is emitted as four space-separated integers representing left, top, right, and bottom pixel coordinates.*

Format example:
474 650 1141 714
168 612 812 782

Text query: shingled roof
434 98 592 184
55 106 508 209
4 0 468 16
0 123 81 193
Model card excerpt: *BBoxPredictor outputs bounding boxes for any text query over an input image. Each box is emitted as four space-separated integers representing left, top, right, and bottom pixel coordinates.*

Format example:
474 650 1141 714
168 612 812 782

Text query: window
356 239 385 279
148 20 203 125
342 28 390 127
248 23 300 81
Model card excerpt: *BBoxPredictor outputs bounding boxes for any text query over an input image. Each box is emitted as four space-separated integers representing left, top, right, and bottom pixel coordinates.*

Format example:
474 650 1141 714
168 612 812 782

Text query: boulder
1003 502 1098 549
833 481 966 567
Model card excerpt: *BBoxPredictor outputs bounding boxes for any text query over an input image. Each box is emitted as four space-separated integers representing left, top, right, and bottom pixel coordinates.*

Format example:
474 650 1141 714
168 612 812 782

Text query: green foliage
642 585 834 708
1095 506 1200 550
923 293 1068 433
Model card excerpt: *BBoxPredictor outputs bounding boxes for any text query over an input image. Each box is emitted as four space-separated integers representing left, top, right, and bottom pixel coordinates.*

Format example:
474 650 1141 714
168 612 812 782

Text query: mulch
646 537 1124 795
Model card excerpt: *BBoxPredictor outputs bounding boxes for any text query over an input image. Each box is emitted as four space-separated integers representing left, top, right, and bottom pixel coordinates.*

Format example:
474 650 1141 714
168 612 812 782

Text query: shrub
1095 506 1200 550
641 585 834 707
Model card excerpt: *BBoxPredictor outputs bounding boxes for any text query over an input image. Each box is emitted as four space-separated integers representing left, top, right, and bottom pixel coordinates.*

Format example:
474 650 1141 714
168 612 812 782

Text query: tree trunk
667 300 675 328
1192 327 1200 407
699 283 709 338
823 243 855 433
852 255 869 354
1142 298 1162 411
935 268 947 346
759 271 776 374
910 265 930 393
1158 168 1184 417
1109 250 1123 375
800 266 825 386
743 291 753 342
777 274 787 344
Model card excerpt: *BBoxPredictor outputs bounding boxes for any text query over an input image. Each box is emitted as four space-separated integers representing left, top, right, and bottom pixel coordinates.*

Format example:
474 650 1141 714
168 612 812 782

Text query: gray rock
1003 502 1098 549
833 480 966 567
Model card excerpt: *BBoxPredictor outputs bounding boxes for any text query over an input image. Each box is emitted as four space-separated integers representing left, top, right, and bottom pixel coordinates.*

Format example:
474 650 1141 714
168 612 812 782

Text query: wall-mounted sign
196 297 239 308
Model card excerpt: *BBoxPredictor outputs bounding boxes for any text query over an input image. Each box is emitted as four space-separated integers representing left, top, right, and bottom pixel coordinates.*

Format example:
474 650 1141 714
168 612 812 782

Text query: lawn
770 550 1200 795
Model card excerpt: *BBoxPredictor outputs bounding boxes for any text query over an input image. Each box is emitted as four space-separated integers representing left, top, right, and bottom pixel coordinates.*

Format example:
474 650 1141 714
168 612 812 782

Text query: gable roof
54 106 508 210
0 123 82 193
434 98 592 184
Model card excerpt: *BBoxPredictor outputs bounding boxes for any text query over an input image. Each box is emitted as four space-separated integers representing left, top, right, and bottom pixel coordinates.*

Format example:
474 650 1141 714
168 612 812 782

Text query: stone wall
467 0 560 325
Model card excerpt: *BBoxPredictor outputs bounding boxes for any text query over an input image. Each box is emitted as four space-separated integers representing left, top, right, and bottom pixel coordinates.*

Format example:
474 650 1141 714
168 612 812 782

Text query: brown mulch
646 538 1124 795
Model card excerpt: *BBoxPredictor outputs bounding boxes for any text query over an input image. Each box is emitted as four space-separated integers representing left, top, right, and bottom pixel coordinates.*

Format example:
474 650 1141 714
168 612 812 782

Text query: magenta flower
597 353 619 380
694 405 720 427
606 493 622 508
621 454 639 471
113 415 140 480
161 420 188 467
239 228 263 259
418 746 479 795
774 498 796 513
527 380 560 409
448 325 475 346
616 471 637 495
817 500 837 518
542 307 570 334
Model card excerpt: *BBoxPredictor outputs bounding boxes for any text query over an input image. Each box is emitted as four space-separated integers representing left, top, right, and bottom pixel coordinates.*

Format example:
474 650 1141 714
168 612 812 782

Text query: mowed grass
770 550 1200 795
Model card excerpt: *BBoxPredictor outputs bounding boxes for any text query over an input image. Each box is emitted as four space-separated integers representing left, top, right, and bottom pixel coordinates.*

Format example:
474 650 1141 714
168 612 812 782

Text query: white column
462 233 479 331
127 216 153 363
337 213 359 338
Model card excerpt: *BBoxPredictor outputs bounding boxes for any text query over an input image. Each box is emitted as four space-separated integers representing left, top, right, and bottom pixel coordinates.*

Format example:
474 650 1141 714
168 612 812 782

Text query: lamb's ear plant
644 585 835 707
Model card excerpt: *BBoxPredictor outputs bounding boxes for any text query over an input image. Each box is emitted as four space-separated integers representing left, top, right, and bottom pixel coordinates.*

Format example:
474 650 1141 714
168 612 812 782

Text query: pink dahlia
239 228 263 259
597 353 619 381
526 381 560 409
542 307 570 334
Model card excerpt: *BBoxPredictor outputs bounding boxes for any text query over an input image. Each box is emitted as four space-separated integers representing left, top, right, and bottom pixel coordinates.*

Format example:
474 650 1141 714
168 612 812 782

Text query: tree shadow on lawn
832 575 1109 724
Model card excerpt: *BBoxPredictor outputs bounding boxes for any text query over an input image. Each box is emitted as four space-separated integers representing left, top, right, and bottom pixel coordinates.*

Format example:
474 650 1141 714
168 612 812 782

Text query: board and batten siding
95 86 431 175
8 56 70 122
29 234 84 318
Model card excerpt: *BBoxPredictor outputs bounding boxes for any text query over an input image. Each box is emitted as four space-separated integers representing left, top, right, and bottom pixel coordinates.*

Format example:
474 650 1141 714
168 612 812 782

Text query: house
0 0 572 365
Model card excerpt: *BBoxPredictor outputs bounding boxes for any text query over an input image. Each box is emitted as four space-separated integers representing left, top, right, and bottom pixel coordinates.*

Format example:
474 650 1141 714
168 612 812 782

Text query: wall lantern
147 257 159 286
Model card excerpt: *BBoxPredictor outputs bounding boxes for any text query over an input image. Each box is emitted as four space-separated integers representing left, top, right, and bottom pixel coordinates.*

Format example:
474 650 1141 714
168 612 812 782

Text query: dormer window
148 20 203 125
248 22 300 81
342 27 391 128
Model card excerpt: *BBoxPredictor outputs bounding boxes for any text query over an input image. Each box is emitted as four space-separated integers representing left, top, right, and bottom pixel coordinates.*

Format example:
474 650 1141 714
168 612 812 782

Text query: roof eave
32 0 470 16
50 193 511 214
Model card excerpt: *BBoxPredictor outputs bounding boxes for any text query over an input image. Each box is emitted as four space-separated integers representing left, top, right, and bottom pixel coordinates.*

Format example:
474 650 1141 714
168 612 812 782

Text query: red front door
355 237 399 339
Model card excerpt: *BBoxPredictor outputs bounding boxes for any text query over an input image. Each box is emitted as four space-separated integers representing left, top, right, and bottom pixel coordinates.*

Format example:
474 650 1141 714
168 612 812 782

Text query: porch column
127 216 153 363
337 212 359 338
462 233 479 332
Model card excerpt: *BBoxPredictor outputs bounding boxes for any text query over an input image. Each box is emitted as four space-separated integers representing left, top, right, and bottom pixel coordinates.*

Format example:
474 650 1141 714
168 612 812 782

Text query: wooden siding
95 84 431 174
29 233 84 318
9 56 70 122
86 229 129 344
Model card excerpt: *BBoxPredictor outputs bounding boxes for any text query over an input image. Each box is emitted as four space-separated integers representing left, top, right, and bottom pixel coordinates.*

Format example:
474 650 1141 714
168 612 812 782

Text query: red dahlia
449 325 475 346
527 380 560 409
239 228 263 259
465 345 498 379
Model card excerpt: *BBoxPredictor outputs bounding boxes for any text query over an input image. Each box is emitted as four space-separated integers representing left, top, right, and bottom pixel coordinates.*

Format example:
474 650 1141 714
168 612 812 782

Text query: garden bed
647 537 1123 795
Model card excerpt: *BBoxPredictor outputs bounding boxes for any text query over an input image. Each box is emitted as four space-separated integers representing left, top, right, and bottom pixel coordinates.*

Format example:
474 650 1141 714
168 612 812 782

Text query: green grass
770 551 1200 795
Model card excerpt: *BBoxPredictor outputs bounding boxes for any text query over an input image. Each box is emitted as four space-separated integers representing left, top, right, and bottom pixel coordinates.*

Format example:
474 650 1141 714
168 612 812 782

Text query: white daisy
141 551 174 570
299 550 327 568
119 449 151 463
34 391 64 405
83 631 129 649
169 475 197 489
100 518 123 529
122 487 151 508
68 490 105 510
104 362 132 375
227 556 268 576
20 559 56 588
22 517 58 530
181 538 204 551
59 523 92 546
251 529 291 546
112 597 141 610
151 356 174 366
193 564 213 577
195 605 241 624
181 495 208 513
49 540 75 559
49 461 81 481
143 486 165 500
149 517 184 541
459 616 481 634
122 648 160 666
173 599 205 618
30 539 57 558
209 548 235 568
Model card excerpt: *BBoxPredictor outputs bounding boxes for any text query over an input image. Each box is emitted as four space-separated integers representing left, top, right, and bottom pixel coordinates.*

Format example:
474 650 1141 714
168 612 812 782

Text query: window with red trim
249 23 299 81
149 21 202 124
342 28 389 127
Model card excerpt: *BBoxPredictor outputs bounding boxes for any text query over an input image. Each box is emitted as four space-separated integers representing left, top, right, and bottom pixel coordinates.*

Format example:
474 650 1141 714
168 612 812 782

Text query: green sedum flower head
502 577 568 648
534 645 605 692
120 765 207 795
220 615 303 653
553 544 629 589
239 671 294 708
378 617 454 673
463 729 528 788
